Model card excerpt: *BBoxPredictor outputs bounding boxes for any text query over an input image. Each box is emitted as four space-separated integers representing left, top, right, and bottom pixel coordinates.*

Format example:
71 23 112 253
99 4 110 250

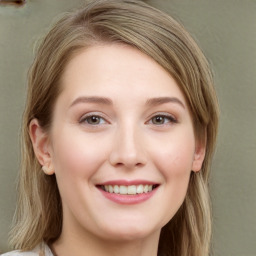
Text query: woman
4 0 219 255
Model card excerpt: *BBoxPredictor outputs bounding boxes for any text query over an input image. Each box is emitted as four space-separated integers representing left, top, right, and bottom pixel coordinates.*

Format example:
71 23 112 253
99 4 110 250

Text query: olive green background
0 0 255 255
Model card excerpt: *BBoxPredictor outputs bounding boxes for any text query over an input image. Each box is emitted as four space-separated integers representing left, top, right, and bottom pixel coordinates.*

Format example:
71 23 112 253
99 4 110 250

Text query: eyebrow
69 96 185 109
146 97 185 109
69 96 113 108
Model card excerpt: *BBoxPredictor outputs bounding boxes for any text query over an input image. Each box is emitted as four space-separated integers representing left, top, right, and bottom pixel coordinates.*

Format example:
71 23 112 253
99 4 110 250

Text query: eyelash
79 113 177 127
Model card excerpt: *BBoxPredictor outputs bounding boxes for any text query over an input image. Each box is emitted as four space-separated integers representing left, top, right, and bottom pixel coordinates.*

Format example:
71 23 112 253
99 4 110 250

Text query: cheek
152 142 194 224
156 145 193 198
50 129 109 180
152 133 195 180
150 132 195 218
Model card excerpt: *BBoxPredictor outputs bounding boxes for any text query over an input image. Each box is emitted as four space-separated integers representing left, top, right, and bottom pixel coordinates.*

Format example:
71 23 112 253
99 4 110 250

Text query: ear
192 138 206 172
29 119 55 175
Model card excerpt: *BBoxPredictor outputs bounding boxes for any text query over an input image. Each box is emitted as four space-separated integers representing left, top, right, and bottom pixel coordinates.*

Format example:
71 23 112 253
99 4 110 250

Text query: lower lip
98 187 158 205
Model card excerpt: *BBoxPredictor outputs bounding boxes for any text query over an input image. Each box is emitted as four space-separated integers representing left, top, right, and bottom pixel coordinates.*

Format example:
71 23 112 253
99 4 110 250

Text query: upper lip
97 180 158 186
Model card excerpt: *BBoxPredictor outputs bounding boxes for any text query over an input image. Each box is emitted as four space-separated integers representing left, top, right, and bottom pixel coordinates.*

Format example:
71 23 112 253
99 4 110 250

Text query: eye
149 114 177 125
79 115 107 125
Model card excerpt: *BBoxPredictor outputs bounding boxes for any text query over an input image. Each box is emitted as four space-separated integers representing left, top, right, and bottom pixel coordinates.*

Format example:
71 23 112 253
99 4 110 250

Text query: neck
52 224 160 256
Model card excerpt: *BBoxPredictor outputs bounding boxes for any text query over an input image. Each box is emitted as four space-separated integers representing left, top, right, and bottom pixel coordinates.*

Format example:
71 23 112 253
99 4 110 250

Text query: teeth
114 185 119 194
119 185 128 194
136 184 144 194
127 185 136 195
102 184 156 195
108 185 113 193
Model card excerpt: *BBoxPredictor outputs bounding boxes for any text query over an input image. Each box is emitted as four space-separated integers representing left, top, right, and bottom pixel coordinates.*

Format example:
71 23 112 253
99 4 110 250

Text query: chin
99 223 158 242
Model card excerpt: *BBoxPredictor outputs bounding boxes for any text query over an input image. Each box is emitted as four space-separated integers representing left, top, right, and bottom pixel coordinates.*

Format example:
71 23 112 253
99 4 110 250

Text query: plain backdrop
0 0 255 255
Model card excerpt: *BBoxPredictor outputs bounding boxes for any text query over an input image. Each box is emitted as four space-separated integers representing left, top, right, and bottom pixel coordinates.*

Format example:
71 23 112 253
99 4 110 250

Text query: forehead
59 44 186 104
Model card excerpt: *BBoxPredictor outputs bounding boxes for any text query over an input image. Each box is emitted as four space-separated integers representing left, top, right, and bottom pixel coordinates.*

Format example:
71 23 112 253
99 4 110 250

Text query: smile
100 184 158 195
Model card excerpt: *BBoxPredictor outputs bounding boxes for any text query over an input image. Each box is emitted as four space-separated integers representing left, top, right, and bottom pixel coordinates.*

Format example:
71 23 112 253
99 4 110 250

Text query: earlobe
42 165 55 175
29 119 55 175
192 140 206 172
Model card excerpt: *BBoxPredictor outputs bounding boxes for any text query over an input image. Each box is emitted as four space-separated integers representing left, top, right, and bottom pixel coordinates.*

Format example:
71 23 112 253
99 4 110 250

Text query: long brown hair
10 1 219 255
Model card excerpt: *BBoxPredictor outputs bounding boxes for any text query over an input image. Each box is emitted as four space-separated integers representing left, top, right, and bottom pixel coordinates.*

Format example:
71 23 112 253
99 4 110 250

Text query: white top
1 243 53 256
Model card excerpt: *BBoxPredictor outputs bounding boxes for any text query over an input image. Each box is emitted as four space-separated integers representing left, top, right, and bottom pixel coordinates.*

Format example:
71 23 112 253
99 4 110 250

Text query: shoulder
1 251 37 256
1 243 53 256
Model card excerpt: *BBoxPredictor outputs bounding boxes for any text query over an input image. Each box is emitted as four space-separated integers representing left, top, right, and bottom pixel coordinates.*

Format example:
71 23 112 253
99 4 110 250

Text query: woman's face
41 44 205 241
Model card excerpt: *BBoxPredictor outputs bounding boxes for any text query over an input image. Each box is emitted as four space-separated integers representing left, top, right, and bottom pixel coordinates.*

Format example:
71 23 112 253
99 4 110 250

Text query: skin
30 44 205 256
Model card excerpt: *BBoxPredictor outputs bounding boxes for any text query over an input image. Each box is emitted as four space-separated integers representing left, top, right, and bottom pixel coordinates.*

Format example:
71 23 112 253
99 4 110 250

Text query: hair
9 1 219 255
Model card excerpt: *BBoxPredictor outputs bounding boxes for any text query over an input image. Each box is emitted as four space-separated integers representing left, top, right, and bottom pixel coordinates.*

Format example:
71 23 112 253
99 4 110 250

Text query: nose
109 123 147 169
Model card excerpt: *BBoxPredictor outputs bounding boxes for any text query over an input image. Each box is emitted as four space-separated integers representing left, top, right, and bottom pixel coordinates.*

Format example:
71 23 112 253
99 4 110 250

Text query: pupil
154 116 163 124
91 116 99 123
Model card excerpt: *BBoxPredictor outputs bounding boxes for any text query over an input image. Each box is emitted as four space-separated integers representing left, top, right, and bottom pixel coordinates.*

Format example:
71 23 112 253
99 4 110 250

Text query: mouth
97 184 159 195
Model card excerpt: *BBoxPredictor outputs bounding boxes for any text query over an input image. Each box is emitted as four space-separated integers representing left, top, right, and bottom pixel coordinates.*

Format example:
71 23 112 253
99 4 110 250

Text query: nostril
115 161 144 169
115 162 124 167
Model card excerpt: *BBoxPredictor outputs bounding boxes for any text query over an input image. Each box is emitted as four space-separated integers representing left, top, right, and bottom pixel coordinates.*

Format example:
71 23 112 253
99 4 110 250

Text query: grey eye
86 116 101 124
150 115 177 125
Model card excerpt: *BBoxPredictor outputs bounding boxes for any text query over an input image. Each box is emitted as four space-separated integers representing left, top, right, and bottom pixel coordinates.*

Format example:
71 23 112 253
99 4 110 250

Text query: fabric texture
1 243 53 256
